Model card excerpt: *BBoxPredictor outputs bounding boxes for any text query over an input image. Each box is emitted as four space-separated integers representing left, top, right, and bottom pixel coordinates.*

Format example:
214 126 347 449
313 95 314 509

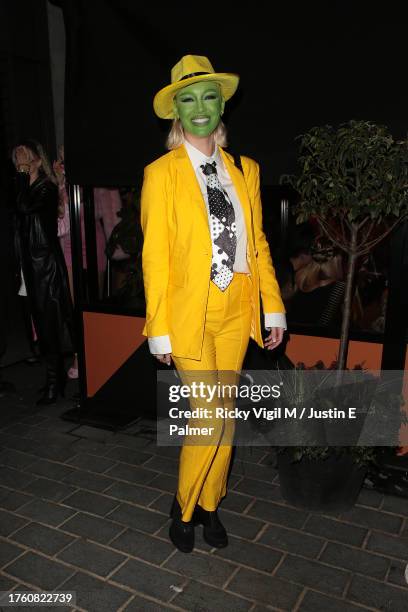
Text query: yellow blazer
140 144 285 359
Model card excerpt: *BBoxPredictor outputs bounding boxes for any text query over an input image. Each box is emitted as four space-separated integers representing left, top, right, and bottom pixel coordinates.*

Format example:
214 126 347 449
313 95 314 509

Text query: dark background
58 1 407 186
1 0 407 187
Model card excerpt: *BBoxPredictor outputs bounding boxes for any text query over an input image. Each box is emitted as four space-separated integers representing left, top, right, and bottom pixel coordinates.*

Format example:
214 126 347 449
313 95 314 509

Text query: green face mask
173 81 225 137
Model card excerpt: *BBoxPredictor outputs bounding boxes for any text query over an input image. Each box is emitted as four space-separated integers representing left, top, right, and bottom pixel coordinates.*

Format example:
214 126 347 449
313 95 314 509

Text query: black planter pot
278 449 367 512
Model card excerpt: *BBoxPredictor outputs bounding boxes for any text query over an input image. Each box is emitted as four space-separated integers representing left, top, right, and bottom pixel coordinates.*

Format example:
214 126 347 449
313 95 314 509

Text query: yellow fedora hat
153 54 239 119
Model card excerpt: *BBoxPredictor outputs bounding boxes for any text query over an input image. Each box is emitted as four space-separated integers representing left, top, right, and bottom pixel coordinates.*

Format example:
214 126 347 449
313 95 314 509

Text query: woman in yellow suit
141 55 286 553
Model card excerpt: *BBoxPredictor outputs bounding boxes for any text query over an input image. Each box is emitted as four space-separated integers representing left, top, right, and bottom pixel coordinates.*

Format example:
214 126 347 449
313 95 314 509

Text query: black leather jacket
15 172 75 355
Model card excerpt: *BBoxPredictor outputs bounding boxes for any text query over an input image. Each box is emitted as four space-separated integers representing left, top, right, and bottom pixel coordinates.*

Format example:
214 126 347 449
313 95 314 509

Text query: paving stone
173 578 252 611
123 594 176 611
16 498 76 527
144 442 181 459
11 522 75 556
24 431 78 448
381 494 408 517
107 503 169 534
62 490 119 517
57 540 125 577
0 449 34 469
110 432 154 450
0 509 28 536
276 555 350 596
303 515 367 547
0 540 25 568
35 417 79 433
219 491 253 513
110 528 174 564
111 557 185 601
105 462 158 485
227 567 302 609
339 506 403 534
248 499 308 529
214 535 282 572
143 454 179 477
347 574 408 611
258 524 324 558
70 425 116 442
231 460 278 483
29 444 77 463
217 509 264 540
105 446 153 466
3 424 40 438
24 459 75 481
0 467 36 489
36 400 76 417
228 474 244 489
66 453 118 474
366 531 408 561
320 542 390 579
58 570 131 612
61 512 124 544
164 550 236 587
149 492 173 514
356 487 384 509
0 486 32 511
148 472 179 494
0 434 40 456
23 478 76 503
0 574 19 590
104 481 161 506
68 438 115 456
233 477 283 502
387 560 408 587
234 447 267 464
299 590 368 611
62 469 115 492
4 552 75 590
20 415 50 426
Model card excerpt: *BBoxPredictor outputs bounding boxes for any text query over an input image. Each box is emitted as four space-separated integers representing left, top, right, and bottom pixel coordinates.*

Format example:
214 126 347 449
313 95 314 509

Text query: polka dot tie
201 161 237 290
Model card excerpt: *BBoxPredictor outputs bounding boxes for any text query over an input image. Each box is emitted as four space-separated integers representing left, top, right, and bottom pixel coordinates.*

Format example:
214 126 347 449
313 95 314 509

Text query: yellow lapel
173 144 207 219
173 145 212 248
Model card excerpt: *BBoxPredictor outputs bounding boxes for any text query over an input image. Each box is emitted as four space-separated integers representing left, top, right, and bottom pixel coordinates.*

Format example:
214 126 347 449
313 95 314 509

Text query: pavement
0 360 408 611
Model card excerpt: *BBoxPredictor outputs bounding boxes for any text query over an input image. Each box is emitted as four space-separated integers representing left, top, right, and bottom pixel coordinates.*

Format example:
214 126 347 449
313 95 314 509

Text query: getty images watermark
156 369 408 446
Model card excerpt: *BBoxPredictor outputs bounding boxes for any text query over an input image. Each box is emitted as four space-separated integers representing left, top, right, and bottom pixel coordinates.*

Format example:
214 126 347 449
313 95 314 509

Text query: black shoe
36 355 66 405
169 496 194 553
193 504 228 548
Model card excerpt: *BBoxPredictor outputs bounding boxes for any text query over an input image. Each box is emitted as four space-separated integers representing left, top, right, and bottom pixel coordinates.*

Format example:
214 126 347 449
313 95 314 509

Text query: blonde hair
166 119 228 150
12 139 57 184
295 254 343 293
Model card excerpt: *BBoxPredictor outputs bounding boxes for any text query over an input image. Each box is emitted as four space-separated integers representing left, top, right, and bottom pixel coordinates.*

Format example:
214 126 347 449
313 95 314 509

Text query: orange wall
83 313 146 396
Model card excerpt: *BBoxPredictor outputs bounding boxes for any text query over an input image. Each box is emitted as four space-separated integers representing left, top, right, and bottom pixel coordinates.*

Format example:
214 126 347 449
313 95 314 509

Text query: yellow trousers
172 272 252 522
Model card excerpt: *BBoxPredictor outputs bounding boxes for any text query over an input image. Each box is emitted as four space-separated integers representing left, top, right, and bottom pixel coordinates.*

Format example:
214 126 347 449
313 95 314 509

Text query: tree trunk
337 224 359 375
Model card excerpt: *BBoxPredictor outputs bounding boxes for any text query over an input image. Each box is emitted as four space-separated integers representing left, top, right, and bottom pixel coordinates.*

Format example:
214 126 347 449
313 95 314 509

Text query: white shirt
148 141 287 355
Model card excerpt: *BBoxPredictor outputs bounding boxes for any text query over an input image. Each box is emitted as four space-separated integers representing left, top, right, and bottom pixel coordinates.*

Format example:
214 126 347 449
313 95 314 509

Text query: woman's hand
53 159 65 185
154 353 172 366
264 327 284 350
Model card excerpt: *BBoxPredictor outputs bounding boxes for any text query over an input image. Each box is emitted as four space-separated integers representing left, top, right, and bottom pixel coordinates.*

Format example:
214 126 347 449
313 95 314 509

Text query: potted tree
276 120 408 510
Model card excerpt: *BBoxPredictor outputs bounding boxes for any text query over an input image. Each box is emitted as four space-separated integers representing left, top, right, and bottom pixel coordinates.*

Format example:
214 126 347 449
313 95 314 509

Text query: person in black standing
0 153 16 397
12 139 75 405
